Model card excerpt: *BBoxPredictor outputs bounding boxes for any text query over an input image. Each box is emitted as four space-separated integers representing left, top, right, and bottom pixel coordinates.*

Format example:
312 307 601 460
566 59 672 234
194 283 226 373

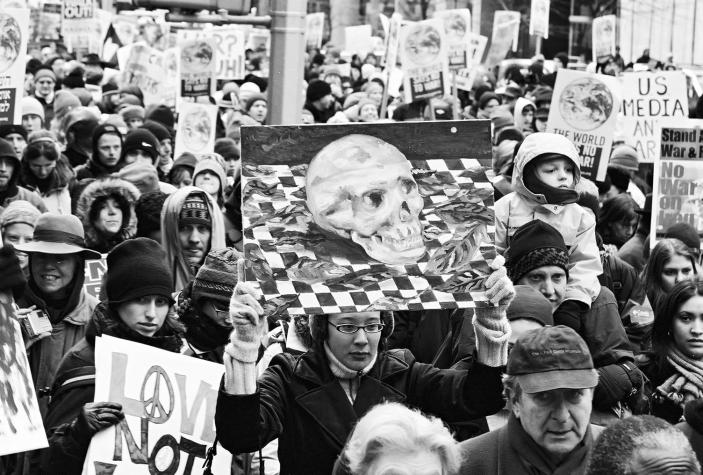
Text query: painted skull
306 134 425 265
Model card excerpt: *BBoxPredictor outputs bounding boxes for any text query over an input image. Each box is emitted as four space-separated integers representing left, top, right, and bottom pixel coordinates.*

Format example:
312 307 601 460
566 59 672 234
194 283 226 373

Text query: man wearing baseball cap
460 326 603 474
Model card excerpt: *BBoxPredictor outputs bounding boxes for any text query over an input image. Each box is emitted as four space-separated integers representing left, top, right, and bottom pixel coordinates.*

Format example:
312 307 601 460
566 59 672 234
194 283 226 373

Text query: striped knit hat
506 220 569 283
179 192 211 227
192 248 241 304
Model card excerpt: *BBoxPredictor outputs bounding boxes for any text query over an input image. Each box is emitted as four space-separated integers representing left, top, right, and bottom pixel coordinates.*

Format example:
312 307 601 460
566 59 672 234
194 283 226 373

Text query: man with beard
0 138 46 213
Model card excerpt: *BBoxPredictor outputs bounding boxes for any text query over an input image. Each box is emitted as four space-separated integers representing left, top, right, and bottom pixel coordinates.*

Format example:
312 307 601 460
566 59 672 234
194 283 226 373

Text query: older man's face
513 387 593 458
517 266 567 312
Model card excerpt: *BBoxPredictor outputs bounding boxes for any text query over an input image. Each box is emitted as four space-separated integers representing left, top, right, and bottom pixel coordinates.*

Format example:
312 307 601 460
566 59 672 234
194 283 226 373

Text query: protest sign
83 255 107 299
0 8 28 125
384 14 401 69
345 24 374 57
547 69 621 181
652 119 703 245
395 0 424 21
529 0 550 39
454 33 487 92
81 335 231 474
177 31 216 100
484 12 519 70
0 294 48 455
241 120 496 316
618 71 688 162
305 12 325 51
211 26 246 80
592 15 616 63
434 9 472 72
246 28 270 56
174 102 217 158
61 0 101 55
119 44 166 106
494 11 521 52
33 0 61 42
399 18 450 103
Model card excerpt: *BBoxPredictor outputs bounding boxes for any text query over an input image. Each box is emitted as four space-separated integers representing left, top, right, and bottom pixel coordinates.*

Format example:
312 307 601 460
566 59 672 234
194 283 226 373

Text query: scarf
324 342 377 404
657 344 703 407
523 159 579 205
507 413 593 475
179 284 231 354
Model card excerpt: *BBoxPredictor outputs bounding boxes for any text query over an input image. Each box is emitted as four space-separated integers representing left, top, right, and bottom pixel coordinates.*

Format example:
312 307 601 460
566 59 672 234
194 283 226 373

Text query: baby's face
534 157 575 189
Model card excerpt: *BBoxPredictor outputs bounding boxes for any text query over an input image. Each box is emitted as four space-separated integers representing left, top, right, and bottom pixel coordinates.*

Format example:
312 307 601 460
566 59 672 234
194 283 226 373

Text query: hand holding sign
225 262 267 368
76 402 124 436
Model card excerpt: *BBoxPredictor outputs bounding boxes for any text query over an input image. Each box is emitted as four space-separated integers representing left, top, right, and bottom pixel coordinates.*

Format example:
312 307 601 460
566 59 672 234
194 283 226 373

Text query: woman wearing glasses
216 259 516 474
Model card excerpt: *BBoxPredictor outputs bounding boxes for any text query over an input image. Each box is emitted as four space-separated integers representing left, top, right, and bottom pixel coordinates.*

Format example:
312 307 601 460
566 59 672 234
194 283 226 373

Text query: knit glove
553 299 588 333
73 402 123 440
0 245 26 302
224 281 267 365
473 256 514 367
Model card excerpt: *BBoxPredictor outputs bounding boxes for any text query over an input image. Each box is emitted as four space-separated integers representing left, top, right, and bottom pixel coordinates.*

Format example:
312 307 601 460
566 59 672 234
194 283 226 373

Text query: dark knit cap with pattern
179 193 211 227
506 220 569 283
192 248 241 304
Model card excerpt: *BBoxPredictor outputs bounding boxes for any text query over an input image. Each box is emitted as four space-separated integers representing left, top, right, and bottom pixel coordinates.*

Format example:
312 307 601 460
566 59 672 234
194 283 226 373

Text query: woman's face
672 295 703 359
117 295 170 337
194 171 221 196
2 223 33 270
28 154 56 180
521 107 535 130
31 252 79 296
95 197 123 236
661 254 696 292
326 312 382 371
365 449 443 475
480 99 499 117
608 217 638 248
366 83 384 105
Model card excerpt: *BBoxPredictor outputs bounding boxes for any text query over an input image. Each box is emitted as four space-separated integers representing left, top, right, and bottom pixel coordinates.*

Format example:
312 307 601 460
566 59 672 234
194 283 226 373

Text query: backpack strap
48 366 96 403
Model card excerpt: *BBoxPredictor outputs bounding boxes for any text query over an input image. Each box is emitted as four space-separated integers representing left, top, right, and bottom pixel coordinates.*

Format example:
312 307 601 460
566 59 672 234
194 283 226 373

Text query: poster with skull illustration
241 121 495 316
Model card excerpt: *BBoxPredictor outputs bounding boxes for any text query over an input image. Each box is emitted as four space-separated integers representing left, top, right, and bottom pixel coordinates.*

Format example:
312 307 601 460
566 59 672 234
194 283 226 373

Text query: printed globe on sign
558 77 614 131
0 13 21 73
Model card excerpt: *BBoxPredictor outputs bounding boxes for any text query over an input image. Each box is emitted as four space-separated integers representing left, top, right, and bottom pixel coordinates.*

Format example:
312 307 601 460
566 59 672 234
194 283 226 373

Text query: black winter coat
215 346 505 475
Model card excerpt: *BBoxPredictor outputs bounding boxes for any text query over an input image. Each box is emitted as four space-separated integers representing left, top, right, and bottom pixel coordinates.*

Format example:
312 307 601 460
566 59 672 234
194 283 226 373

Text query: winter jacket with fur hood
75 178 140 253
495 132 602 306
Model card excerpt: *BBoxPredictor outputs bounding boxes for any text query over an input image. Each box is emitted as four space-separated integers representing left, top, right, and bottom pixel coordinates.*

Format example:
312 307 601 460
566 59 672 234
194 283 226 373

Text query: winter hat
91 123 123 158
0 200 41 230
214 138 240 161
63 107 100 134
135 191 168 238
53 90 81 119
490 108 514 131
141 120 171 142
13 213 101 259
191 248 241 304
106 237 174 303
171 152 198 172
665 223 701 255
145 104 175 131
244 92 267 112
0 137 17 160
21 97 44 120
506 220 569 283
495 127 524 145
180 192 211 227
33 68 56 83
193 158 227 191
530 86 553 106
238 81 261 106
119 105 145 122
535 107 549 120
118 95 142 108
102 82 119 96
478 92 500 110
515 132 582 184
62 69 85 88
71 88 94 107
609 145 640 172
118 85 144 103
306 79 332 103
0 124 28 141
124 129 159 162
507 285 554 326
117 162 160 194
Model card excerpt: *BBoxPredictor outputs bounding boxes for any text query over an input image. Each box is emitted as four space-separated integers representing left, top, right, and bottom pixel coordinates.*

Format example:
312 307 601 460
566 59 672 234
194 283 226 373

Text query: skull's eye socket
362 190 385 208
400 178 417 194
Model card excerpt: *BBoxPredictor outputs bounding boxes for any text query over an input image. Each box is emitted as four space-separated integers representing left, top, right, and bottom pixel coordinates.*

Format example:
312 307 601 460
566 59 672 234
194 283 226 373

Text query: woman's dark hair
89 193 130 232
653 277 703 355
23 136 60 163
597 194 638 245
643 238 699 313
168 166 192 186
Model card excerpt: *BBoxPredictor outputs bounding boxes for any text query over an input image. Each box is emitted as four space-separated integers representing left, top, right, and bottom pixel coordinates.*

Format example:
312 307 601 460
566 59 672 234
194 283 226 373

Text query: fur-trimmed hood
75 177 140 253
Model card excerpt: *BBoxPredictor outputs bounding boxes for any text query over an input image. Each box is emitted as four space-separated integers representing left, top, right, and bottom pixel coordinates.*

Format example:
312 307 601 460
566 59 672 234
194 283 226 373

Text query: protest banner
618 71 688 162
177 31 216 100
529 0 550 39
454 33 487 92
434 9 472 72
81 335 231 474
241 120 495 316
61 0 101 55
83 255 107 299
211 26 246 80
0 294 48 455
547 69 621 181
484 12 519 70
399 18 450 103
0 8 28 125
305 12 325 51
345 24 374 57
119 44 166 107
652 119 703 246
592 15 616 63
174 102 217 158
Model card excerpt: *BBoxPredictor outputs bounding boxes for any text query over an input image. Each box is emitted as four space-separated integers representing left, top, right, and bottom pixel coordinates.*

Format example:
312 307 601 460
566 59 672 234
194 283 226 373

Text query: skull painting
306 134 426 265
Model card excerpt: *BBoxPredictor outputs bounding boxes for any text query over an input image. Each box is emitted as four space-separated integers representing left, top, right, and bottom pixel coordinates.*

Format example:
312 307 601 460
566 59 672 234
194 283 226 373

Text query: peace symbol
140 365 175 424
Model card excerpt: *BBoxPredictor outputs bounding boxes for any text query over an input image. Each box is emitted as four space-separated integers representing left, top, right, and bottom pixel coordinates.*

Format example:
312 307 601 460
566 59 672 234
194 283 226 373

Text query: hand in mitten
553 299 588 333
74 402 124 438
484 255 516 310
0 245 26 301
473 256 514 367
225 281 267 364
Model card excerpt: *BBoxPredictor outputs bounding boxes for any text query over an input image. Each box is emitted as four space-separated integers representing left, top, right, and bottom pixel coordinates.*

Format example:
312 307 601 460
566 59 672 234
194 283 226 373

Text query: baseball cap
507 325 598 393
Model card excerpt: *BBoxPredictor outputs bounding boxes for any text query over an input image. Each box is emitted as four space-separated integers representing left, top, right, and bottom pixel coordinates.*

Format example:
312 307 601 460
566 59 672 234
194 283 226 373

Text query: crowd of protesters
3 21 703 475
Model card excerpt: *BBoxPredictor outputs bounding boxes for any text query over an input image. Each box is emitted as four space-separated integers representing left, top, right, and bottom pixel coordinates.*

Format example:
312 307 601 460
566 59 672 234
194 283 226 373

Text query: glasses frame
327 322 386 334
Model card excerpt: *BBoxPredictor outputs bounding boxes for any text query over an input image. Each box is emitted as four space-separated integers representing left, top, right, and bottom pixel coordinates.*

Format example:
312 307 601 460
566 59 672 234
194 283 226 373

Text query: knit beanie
53 90 81 119
478 92 500 110
117 162 160 194
244 93 267 112
103 115 128 135
665 223 701 254
214 138 240 161
0 200 41 230
118 95 142 108
171 152 198 172
180 193 211 227
507 285 554 326
0 124 27 141
33 68 56 83
506 220 569 283
0 137 17 160
91 123 123 158
124 129 159 162
193 159 227 191
490 108 514 131
145 104 175 131
120 105 145 122
106 237 174 303
141 120 171 142
135 191 168 238
119 85 144 103
191 248 241 304
609 145 639 172
62 69 85 88
238 81 261 106
21 97 44 120
306 79 332 103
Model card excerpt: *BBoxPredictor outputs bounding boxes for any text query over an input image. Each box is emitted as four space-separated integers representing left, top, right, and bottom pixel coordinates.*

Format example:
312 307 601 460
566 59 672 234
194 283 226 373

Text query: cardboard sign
652 119 703 245
345 24 373 57
618 71 688 162
529 0 550 39
0 8 28 125
592 15 616 63
241 121 496 316
177 30 216 100
119 44 166 107
34 0 62 42
174 102 218 157
61 0 101 55
493 10 520 52
81 336 231 474
547 69 621 181
83 256 107 300
399 18 450 103
484 12 519 70
384 14 401 69
305 12 325 50
434 9 472 72
0 295 48 456
454 33 487 92
212 26 246 80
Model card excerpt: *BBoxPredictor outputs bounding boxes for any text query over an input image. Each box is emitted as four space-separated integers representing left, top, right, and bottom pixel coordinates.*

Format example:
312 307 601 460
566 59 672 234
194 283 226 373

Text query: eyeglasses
211 303 230 322
328 322 385 334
